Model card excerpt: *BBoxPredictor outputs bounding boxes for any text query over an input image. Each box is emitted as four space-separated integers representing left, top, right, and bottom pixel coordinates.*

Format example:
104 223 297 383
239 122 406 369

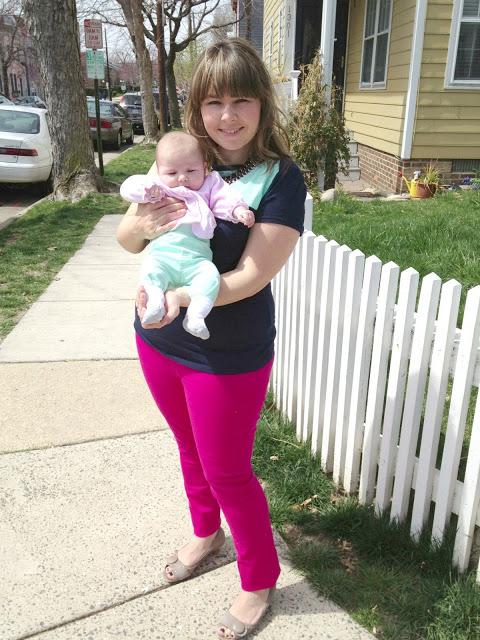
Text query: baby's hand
234 206 255 228
144 184 165 202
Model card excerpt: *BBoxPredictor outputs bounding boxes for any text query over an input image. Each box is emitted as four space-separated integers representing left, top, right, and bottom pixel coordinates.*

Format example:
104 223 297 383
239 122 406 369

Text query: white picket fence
271 226 480 578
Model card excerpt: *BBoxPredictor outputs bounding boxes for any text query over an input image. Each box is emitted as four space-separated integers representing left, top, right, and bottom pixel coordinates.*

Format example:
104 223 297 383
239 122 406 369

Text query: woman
116 38 306 639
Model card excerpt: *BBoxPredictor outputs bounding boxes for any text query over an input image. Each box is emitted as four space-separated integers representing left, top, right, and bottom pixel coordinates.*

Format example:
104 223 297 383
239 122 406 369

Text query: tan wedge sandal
163 527 225 583
217 587 276 639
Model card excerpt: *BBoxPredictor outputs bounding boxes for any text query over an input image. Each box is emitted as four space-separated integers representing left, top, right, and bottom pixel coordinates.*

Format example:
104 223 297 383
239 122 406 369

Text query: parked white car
0 105 52 184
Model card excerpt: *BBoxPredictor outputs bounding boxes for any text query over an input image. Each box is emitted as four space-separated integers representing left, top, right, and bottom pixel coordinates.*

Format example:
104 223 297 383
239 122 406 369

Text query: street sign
84 19 103 49
86 49 105 80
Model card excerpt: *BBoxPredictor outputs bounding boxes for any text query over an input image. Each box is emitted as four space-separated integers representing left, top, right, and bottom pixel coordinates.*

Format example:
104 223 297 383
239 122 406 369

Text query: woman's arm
215 222 299 306
116 202 149 254
116 161 187 254
138 222 299 328
173 222 299 308
116 199 186 253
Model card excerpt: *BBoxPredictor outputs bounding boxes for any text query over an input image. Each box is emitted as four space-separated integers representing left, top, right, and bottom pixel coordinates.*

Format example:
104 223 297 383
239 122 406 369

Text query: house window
360 0 392 88
446 0 480 87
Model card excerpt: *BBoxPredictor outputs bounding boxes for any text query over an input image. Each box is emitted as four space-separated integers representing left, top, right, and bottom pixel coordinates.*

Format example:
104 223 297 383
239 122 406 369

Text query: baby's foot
182 315 210 340
142 305 165 324
142 285 165 324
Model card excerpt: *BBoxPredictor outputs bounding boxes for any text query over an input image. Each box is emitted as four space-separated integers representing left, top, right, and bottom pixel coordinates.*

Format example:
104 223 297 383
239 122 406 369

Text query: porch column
320 0 337 105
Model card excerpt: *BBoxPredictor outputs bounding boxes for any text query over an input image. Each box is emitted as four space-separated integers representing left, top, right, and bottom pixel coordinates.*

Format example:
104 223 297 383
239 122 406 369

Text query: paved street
0 135 144 230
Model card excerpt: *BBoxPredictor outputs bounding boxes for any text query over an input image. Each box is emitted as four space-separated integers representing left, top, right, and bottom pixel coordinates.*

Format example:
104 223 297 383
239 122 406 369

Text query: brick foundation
356 143 477 193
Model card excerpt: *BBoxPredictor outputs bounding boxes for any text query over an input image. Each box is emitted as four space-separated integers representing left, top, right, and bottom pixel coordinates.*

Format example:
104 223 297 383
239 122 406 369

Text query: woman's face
200 95 261 164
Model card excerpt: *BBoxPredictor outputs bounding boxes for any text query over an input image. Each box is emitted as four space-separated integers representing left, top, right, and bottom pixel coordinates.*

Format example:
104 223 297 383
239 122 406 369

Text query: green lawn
312 189 480 322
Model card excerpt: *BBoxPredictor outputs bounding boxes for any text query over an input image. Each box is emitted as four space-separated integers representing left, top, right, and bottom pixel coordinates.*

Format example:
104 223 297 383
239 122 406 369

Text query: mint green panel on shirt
228 161 280 210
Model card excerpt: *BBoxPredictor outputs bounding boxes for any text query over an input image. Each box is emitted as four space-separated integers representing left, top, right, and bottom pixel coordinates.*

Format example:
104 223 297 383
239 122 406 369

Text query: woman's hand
136 286 181 330
136 198 187 240
116 198 187 253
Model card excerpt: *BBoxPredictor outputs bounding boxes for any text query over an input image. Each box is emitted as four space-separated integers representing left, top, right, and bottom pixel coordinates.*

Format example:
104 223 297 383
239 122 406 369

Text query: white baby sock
182 295 214 340
142 283 165 324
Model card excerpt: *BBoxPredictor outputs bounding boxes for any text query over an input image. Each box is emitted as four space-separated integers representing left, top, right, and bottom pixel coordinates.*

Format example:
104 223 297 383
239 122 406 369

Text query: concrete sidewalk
0 215 374 640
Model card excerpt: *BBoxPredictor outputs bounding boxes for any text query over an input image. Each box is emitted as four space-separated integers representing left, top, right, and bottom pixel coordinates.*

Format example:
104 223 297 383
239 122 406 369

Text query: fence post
301 236 327 442
410 279 461 540
343 256 382 494
390 272 442 523
311 240 339 456
375 268 419 514
295 232 315 439
432 285 480 543
333 249 365 485
358 261 399 504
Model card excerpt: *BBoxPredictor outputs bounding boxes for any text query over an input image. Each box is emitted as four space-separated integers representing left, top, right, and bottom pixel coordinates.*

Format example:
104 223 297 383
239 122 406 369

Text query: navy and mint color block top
134 157 307 374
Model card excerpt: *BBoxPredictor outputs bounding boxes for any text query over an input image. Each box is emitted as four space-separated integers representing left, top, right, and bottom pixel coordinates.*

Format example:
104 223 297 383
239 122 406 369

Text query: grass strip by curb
0 193 128 338
255 397 480 640
104 144 156 185
0 144 158 339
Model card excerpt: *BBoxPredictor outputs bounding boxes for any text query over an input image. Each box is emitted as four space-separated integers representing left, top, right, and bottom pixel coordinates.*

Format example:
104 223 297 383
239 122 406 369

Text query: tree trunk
22 0 99 200
1 62 9 99
118 0 159 144
166 54 181 129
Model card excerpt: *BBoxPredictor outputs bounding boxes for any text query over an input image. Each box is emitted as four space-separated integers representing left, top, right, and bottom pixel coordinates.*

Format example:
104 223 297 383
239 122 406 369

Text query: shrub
288 48 350 190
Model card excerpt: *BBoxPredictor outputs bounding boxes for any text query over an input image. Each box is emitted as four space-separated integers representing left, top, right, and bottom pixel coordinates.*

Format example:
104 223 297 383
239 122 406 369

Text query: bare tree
22 0 98 199
80 1 239 129
116 0 158 143
0 1 27 98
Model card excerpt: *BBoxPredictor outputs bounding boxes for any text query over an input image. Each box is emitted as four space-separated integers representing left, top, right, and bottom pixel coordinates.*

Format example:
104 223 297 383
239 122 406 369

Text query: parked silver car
87 99 133 149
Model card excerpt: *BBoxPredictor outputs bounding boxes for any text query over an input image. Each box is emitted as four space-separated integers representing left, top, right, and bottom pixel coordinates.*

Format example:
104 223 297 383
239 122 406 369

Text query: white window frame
360 0 393 90
278 7 284 69
445 0 480 89
268 18 274 69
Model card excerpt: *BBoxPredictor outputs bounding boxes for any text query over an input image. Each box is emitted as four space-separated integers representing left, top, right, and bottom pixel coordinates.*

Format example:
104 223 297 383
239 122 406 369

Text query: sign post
84 19 104 175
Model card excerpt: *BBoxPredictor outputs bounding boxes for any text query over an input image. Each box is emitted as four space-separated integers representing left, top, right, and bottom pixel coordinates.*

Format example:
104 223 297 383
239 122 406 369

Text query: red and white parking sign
84 19 103 49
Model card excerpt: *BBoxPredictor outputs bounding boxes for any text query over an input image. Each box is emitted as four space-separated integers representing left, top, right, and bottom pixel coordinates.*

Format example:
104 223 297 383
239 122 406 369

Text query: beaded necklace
220 159 258 184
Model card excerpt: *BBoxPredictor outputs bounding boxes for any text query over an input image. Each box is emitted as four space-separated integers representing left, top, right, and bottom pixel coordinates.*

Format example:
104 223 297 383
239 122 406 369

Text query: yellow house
264 0 480 192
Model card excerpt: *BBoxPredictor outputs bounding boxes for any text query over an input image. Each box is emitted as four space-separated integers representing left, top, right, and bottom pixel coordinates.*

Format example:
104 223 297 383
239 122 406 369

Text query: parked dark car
116 93 143 133
15 95 47 109
0 94 13 105
117 91 169 133
87 99 134 149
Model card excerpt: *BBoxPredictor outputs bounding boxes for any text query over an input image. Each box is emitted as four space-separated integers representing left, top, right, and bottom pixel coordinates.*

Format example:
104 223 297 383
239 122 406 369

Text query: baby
120 131 254 339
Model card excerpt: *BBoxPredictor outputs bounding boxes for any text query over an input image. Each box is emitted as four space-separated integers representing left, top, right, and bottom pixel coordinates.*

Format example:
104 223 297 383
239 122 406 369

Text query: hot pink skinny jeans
136 335 280 591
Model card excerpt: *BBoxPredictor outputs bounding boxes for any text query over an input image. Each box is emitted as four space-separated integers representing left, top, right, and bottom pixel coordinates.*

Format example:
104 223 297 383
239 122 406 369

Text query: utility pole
156 0 168 134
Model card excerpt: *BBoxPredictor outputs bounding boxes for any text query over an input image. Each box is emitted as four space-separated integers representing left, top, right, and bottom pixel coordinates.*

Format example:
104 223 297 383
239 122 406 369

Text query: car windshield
0 110 40 134
87 102 113 117
124 95 142 106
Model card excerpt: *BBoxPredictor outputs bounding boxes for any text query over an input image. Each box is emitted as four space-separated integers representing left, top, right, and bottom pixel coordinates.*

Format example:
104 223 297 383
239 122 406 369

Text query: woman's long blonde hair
184 38 290 166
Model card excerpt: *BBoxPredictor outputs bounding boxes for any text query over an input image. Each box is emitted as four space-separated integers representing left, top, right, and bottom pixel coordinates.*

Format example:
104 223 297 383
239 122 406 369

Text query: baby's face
156 145 206 191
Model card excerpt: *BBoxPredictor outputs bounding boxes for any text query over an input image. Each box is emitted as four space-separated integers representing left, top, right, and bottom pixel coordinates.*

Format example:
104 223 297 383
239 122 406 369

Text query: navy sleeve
254 159 306 235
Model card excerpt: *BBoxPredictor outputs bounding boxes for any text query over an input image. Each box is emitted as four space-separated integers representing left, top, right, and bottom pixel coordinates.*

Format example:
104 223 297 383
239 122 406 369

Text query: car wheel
113 130 122 150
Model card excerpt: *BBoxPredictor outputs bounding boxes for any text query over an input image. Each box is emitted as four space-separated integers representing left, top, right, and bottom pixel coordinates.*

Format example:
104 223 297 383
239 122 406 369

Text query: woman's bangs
201 54 262 100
